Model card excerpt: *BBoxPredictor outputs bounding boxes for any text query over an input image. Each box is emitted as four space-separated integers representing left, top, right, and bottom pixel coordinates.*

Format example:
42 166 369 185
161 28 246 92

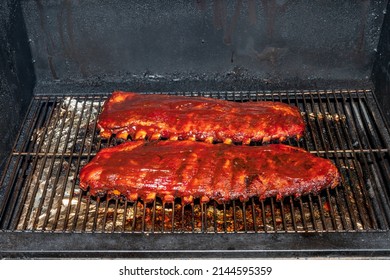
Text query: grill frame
0 231 389 258
1 89 390 258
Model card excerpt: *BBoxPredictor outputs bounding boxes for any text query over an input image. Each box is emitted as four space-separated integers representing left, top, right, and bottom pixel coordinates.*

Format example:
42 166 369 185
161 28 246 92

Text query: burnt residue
205 0 294 45
35 0 58 80
32 71 374 96
196 0 293 74
200 0 375 70
196 0 207 11
261 0 276 42
223 0 242 45
248 0 257 25
372 1 390 123
35 0 89 80
213 0 228 30
18 0 387 92
355 0 370 65
57 0 88 78
261 0 293 42
0 0 35 165
211 0 243 45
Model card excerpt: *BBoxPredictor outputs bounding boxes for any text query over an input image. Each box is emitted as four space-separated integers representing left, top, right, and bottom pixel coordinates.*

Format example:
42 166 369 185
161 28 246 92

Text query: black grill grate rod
8 98 58 230
0 98 51 228
312 91 357 230
344 91 390 229
327 90 372 229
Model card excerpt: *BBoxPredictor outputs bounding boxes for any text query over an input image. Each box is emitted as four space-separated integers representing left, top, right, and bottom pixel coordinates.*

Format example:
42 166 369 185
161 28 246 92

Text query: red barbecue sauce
97 91 305 143
79 142 340 204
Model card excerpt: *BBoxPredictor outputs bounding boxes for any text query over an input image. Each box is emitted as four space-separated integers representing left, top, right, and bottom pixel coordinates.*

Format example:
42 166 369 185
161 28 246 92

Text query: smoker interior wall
0 0 35 172
21 0 386 93
373 1 390 122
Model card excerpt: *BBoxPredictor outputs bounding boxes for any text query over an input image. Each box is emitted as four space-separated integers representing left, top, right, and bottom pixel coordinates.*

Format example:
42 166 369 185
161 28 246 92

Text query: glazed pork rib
79 141 340 204
98 91 305 144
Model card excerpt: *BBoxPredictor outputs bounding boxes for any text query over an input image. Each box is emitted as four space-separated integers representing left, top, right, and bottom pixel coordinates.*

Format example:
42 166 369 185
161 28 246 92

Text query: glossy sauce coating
98 91 305 144
79 141 340 204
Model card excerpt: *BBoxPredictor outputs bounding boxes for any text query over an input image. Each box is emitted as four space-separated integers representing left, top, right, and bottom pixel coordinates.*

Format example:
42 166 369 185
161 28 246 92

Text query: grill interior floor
1 89 390 233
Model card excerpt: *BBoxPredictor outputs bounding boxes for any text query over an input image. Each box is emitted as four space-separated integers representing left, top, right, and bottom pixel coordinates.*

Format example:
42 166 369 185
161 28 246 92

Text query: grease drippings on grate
1 90 390 233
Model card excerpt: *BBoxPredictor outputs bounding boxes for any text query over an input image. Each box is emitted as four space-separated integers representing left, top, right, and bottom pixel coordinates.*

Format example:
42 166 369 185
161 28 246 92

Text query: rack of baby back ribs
80 91 340 205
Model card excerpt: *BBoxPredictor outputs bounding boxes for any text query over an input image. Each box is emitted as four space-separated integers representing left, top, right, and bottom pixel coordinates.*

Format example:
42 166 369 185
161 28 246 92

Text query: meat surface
79 141 340 204
98 91 305 144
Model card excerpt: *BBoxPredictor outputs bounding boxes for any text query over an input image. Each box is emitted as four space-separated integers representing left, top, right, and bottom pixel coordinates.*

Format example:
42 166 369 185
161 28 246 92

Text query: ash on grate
17 97 102 231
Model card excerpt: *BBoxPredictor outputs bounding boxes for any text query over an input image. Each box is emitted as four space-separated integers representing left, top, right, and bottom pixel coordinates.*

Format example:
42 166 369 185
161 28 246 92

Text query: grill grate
1 90 390 233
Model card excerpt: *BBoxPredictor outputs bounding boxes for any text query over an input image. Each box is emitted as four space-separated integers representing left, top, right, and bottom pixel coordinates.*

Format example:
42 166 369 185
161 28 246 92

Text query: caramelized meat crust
79 141 340 204
98 91 305 144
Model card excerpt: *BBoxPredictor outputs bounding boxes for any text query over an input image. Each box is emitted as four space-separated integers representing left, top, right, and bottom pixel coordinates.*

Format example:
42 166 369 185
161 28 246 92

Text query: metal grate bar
315 93 359 231
297 92 338 230
70 96 103 232
342 91 390 229
336 91 377 228
326 91 374 230
316 92 360 231
251 198 258 232
360 92 390 218
8 98 58 230
0 98 38 222
288 197 298 231
0 99 48 228
28 96 70 230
